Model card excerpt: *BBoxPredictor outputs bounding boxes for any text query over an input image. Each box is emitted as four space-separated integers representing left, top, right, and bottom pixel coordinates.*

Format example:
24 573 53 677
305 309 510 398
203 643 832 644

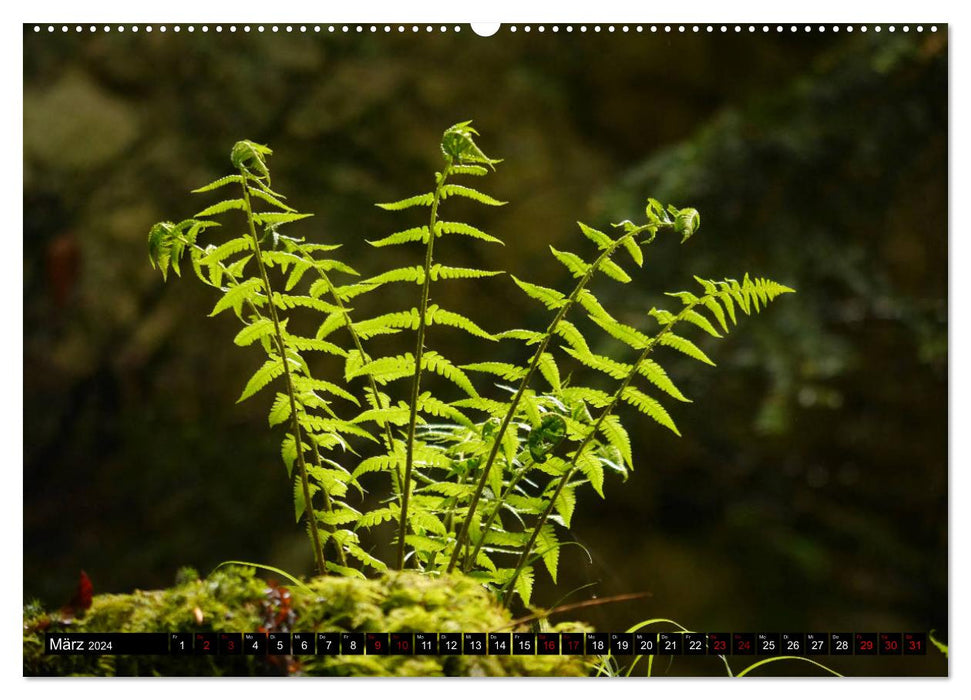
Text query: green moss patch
24 566 593 677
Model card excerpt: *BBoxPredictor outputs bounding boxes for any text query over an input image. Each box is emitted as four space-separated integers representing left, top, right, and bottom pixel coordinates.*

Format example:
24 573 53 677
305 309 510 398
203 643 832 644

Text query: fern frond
549 246 590 279
638 359 690 402
554 319 591 353
367 226 430 248
233 317 274 347
577 222 614 250
588 314 650 349
436 221 504 245
271 292 343 315
247 186 295 212
422 351 479 398
361 266 425 287
440 184 506 207
268 393 292 427
252 210 313 226
210 278 263 317
535 524 560 583
375 193 435 210
620 386 680 436
195 198 246 218
429 265 502 282
562 346 631 380
191 174 244 193
600 414 632 469
427 305 496 340
347 353 416 385
511 275 567 310
658 333 716 366
238 357 285 403
462 362 528 382
352 308 421 340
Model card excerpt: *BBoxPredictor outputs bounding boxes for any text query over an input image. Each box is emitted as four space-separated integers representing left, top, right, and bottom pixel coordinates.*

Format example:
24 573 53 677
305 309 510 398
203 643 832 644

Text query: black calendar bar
45 633 169 655
46 631 930 656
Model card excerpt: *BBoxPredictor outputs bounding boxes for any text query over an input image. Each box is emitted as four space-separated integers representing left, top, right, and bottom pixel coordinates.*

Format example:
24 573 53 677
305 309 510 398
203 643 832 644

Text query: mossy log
24 566 593 676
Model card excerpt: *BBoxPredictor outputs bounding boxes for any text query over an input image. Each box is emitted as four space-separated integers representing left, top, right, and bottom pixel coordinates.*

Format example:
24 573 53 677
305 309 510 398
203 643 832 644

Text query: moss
24 566 593 677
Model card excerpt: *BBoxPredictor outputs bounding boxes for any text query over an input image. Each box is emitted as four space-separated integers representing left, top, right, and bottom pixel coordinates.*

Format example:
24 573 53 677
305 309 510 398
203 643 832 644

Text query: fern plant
148 122 793 609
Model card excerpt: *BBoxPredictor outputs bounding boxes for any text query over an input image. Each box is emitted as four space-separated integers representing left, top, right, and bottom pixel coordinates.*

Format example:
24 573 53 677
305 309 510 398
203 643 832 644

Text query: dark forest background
23 25 947 675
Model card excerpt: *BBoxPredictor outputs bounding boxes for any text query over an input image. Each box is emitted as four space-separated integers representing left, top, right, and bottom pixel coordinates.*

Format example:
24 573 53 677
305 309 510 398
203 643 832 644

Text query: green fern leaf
462 362 527 382
210 278 263 317
323 562 366 579
449 164 490 177
195 199 246 218
200 236 254 268
621 235 644 267
283 334 347 358
248 187 295 212
588 314 649 349
536 524 560 583
367 226 430 248
191 174 244 193
429 265 502 282
440 184 506 207
575 449 605 498
701 294 729 333
291 376 361 405
549 246 590 279
554 485 576 528
345 543 388 572
347 353 417 385
353 308 421 340
233 318 274 347
537 353 562 392
315 311 346 340
496 329 545 345
416 393 473 427
427 305 496 340
362 266 425 287
599 258 632 283
554 320 591 353
238 357 285 403
268 393 292 427
659 333 716 366
562 346 631 380
577 221 614 249
680 309 722 337
436 221 504 245
576 289 614 324
358 505 398 529
272 293 342 314
621 386 680 436
376 193 435 210
514 566 534 606
510 275 567 310
638 359 690 402
600 415 632 469
422 351 479 398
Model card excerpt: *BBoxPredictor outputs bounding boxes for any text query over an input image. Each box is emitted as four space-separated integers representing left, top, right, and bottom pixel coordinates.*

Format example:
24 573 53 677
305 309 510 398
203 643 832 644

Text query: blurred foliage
23 26 946 676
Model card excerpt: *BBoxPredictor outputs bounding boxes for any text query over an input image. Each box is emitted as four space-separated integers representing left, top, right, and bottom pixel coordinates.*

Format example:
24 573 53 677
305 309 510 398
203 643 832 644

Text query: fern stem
501 302 699 606
310 446 349 568
238 176 327 577
446 229 641 573
464 451 535 571
293 253 401 494
397 165 451 570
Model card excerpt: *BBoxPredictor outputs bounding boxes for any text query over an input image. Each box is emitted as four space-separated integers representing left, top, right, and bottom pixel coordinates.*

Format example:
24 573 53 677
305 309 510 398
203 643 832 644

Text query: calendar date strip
45 631 929 656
